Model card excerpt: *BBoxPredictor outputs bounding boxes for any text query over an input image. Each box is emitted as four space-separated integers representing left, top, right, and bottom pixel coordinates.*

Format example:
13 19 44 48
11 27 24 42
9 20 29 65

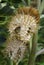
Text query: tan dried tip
16 7 40 23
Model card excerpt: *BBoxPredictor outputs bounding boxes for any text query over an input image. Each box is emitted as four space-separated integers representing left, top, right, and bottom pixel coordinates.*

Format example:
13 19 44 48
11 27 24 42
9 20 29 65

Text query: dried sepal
17 7 40 23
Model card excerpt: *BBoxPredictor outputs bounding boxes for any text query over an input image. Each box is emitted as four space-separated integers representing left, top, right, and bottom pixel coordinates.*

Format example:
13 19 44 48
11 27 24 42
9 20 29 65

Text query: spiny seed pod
3 7 40 65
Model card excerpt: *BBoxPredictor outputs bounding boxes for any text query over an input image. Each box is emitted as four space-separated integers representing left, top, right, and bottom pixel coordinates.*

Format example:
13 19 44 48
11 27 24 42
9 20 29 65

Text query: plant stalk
28 0 31 6
38 0 44 14
10 57 13 65
28 31 38 65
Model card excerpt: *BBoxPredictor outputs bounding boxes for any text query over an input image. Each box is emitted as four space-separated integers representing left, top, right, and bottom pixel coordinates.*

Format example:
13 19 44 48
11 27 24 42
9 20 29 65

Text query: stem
10 57 13 65
28 32 38 65
28 0 31 6
37 0 41 10
9 52 13 65
22 0 27 5
39 0 44 14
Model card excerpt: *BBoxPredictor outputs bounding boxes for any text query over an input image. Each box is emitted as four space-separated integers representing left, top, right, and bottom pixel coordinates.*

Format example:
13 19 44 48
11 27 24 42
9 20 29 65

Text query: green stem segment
28 32 38 65
28 0 31 6
38 0 44 14
10 58 13 65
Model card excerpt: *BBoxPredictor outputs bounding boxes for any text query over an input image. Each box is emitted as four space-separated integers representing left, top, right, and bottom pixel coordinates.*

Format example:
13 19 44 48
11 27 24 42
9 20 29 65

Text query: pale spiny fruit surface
3 7 39 65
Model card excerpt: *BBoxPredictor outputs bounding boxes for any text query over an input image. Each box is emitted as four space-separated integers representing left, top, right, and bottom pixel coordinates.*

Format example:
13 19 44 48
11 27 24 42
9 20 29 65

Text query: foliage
0 0 44 65
38 18 44 48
